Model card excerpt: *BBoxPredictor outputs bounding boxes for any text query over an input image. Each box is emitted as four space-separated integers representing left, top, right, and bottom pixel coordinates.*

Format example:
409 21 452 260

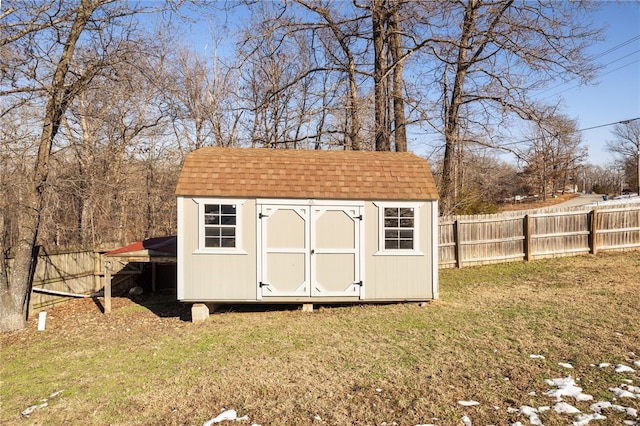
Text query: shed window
193 198 246 254
384 207 414 249
204 204 236 248
374 202 424 256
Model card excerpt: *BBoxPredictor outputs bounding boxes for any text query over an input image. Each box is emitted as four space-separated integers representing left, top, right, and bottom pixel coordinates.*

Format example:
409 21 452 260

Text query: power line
502 117 640 147
534 35 640 97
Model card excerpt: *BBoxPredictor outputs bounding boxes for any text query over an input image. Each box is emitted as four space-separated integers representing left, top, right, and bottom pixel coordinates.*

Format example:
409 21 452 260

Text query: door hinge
258 213 269 219
354 281 363 287
354 214 363 220
259 281 270 287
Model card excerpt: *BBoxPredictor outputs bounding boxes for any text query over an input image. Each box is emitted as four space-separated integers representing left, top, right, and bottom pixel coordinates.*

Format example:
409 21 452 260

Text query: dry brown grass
2 251 639 425
500 193 579 212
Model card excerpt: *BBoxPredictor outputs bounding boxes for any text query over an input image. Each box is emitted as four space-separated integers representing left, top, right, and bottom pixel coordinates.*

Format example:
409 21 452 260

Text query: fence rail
439 202 640 268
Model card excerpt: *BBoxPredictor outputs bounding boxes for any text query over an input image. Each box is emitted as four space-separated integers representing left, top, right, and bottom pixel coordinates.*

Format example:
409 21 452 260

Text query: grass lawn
2 251 639 425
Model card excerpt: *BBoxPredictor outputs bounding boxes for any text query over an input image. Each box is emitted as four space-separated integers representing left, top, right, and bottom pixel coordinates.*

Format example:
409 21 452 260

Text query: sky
173 1 640 167
539 1 640 166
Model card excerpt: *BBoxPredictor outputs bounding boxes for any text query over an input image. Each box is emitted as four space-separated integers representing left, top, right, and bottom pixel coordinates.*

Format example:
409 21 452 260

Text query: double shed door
258 203 363 298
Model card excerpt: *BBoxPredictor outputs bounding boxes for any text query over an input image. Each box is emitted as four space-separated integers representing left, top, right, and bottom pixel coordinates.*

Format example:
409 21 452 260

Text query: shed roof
175 147 439 201
105 236 176 263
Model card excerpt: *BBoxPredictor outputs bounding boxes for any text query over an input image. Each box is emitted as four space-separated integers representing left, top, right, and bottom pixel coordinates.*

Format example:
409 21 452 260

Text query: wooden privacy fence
439 203 640 268
25 248 104 312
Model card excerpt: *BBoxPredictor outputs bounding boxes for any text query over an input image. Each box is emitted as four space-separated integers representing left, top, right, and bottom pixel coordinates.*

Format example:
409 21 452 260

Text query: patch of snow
203 409 247 425
519 406 543 425
634 360 640 368
572 412 606 425
598 363 611 368
615 364 636 373
462 415 472 426
623 384 640 394
49 390 64 398
559 362 574 369
610 387 639 399
545 377 593 401
21 402 48 417
554 401 582 414
458 400 480 407
530 354 545 359
538 406 551 412
590 401 611 413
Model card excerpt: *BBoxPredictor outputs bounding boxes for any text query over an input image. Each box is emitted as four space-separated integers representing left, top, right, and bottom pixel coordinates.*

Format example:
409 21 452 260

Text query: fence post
104 261 112 314
523 215 531 262
454 219 462 268
590 209 598 255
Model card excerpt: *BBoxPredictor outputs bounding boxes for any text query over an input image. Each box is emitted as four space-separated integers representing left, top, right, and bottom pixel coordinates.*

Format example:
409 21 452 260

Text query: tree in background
521 112 587 200
428 0 599 214
0 0 185 331
607 119 640 195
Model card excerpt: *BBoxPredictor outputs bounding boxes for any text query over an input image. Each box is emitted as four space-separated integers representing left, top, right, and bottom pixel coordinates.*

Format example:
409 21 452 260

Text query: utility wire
501 117 640 147
534 35 640 97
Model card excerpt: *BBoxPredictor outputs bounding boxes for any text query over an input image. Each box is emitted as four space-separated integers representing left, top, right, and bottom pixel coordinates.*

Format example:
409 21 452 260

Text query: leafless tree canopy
1 0 603 330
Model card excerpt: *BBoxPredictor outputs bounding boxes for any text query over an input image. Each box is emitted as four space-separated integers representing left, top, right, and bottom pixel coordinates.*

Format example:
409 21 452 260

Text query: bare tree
521 112 586 200
607 119 640 195
0 0 185 331
427 0 600 214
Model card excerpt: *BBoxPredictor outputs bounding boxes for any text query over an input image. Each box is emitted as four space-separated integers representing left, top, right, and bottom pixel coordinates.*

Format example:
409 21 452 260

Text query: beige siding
363 201 434 300
178 197 437 303
178 197 257 301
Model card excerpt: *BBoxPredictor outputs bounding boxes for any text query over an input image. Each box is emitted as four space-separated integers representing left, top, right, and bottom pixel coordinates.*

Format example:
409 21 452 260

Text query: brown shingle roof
175 147 439 201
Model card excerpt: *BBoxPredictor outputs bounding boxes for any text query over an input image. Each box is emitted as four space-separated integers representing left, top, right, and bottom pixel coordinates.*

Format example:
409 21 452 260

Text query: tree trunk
441 0 476 214
373 0 390 151
388 2 407 152
0 0 96 332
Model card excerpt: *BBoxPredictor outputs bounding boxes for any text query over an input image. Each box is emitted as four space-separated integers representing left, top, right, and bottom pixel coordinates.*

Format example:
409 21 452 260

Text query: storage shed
175 147 439 315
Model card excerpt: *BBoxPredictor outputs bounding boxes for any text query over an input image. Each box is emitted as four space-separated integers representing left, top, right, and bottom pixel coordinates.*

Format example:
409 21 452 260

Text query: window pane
399 239 413 249
400 218 413 227
384 207 397 217
400 230 413 239
205 237 220 248
221 228 236 237
205 204 219 214
204 216 219 225
399 208 414 217
384 218 398 228
221 237 235 248
385 229 398 239
207 228 219 237
221 215 236 225
221 204 236 214
385 239 399 249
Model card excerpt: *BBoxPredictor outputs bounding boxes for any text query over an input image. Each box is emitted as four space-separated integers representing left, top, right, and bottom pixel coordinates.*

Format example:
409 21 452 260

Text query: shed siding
178 196 257 301
363 202 434 300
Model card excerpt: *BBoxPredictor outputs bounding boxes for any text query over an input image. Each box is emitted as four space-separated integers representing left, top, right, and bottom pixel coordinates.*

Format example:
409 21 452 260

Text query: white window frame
193 198 247 254
373 201 424 256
